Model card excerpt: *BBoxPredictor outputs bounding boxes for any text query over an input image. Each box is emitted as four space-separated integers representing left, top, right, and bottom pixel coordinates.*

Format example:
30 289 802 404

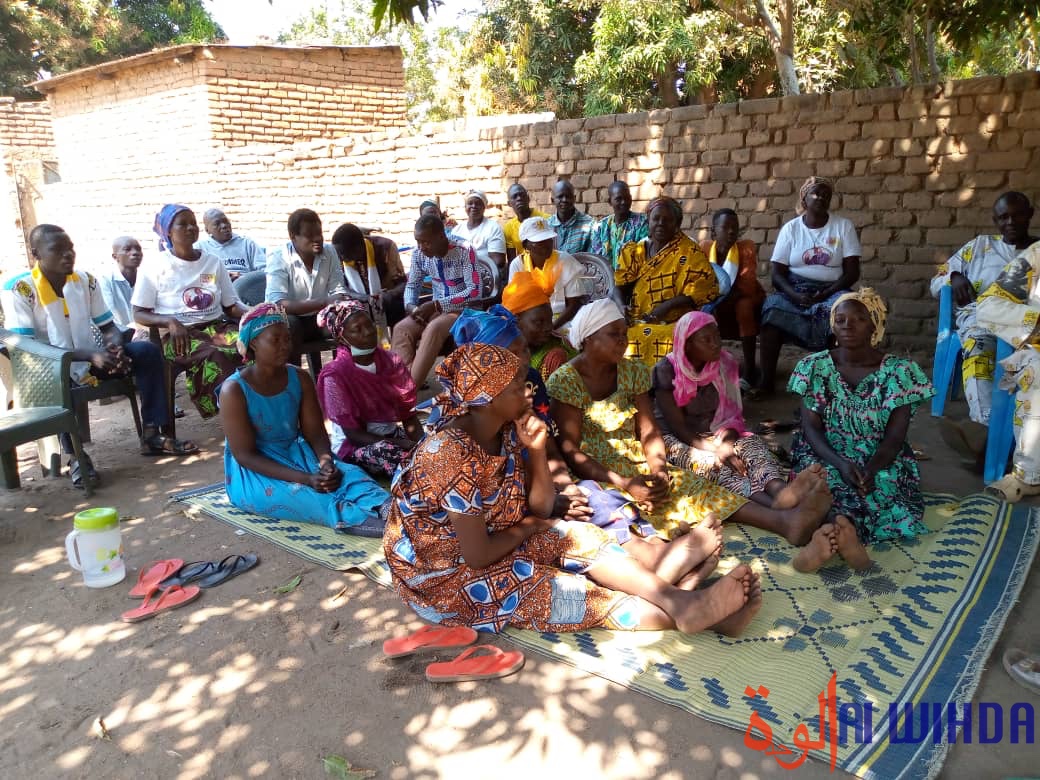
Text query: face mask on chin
350 344 376 357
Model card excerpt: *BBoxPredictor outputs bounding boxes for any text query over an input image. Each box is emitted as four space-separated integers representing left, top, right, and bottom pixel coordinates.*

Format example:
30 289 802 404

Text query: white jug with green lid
65 507 125 588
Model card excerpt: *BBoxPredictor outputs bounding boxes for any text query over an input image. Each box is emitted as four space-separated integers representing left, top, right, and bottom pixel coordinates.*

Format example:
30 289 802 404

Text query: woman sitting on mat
548 298 831 543
383 341 762 635
787 288 934 572
315 299 422 478
221 303 389 536
653 310 828 508
501 270 576 381
132 204 245 418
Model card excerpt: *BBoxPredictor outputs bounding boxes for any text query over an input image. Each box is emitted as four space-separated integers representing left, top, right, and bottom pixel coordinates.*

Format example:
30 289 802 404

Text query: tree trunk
925 17 941 81
754 0 800 95
906 13 921 83
660 62 680 107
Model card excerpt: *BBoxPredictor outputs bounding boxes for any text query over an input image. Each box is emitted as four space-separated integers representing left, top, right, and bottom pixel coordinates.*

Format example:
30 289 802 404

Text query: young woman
653 311 825 508
787 288 934 572
548 298 831 544
501 270 575 381
315 300 422 478
132 204 245 418
383 342 762 635
221 303 389 536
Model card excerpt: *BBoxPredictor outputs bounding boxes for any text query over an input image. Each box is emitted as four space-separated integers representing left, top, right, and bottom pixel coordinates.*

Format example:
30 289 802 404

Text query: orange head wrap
501 270 552 315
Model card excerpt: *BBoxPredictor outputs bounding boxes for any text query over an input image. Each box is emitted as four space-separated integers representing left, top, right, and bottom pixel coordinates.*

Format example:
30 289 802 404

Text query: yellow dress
547 359 747 539
615 235 719 365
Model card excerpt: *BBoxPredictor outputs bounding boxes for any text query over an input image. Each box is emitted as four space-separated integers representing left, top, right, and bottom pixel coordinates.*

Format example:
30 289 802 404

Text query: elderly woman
756 176 862 397
548 298 830 544
221 304 389 536
788 289 932 571
132 204 245 418
383 341 762 635
507 216 585 330
501 270 576 381
315 300 422 478
452 189 507 275
654 311 825 507
612 196 720 365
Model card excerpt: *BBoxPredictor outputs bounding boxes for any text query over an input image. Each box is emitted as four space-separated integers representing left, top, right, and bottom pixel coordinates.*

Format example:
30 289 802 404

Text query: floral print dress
788 351 935 543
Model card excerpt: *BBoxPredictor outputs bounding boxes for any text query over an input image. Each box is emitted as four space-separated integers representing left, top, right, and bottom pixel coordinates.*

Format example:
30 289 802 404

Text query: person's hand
949 272 976 307
325 293 348 306
309 457 342 492
836 459 868 494
715 438 747 476
89 349 121 373
520 514 556 535
413 300 438 324
624 473 669 512
167 319 191 357
791 292 813 307
516 411 548 451
553 484 593 521
647 301 672 323
858 464 877 496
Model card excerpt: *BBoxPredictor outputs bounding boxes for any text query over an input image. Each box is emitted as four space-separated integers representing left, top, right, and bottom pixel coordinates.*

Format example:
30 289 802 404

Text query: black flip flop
159 560 219 588
196 553 260 589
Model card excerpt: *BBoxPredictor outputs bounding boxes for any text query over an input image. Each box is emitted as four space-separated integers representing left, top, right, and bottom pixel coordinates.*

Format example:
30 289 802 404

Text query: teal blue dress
223 367 390 536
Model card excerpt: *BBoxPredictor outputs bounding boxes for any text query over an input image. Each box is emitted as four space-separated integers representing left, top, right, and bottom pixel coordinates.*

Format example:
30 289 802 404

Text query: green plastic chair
0 329 93 496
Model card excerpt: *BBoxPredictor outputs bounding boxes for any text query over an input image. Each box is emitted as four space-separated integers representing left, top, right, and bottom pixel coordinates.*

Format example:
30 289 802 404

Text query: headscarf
646 196 683 225
419 197 440 213
317 299 371 344
502 271 552 315
238 302 288 357
568 297 625 350
434 342 521 427
153 203 191 252
830 287 887 347
450 305 522 349
464 189 488 206
668 311 745 434
797 176 835 214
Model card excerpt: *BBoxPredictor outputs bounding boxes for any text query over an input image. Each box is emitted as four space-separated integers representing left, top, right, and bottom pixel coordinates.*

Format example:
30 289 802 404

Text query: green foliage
0 1 224 98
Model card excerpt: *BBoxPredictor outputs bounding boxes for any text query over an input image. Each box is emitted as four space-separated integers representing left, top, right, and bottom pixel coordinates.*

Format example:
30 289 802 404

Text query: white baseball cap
519 216 557 243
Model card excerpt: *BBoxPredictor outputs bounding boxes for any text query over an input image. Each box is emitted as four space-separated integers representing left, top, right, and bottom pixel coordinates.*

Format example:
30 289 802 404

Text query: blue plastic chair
984 338 1017 484
931 284 963 416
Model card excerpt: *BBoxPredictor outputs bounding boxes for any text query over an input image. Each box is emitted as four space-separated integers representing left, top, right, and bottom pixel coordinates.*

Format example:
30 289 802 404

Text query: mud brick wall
0 99 57 271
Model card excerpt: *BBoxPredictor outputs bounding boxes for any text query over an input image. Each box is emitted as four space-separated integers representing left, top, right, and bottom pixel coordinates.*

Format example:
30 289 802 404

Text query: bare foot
671 564 753 634
835 515 872 571
773 468 821 510
792 524 838 573
675 552 720 590
657 514 723 583
710 575 764 636
778 481 832 545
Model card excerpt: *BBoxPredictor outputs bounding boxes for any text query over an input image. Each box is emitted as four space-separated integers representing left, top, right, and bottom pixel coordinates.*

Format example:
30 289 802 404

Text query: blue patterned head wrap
450 305 523 349
153 203 191 252
238 302 289 357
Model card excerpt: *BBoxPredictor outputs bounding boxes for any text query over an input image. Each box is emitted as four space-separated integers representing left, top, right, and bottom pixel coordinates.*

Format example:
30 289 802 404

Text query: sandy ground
1 351 1038 780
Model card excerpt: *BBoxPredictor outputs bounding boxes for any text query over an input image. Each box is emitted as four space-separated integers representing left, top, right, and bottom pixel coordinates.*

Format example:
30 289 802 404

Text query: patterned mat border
170 485 1039 780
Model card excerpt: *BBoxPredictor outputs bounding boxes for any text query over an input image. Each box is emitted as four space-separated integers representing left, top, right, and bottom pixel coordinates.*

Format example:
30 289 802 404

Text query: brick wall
25 69 1040 361
205 46 406 147
0 99 57 271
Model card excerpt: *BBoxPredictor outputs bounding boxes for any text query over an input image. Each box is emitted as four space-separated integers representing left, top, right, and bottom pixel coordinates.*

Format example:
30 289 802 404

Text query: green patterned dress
547 358 747 539
788 351 934 543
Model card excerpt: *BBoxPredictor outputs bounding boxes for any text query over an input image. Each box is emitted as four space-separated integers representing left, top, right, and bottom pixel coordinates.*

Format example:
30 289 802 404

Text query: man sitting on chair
196 208 266 282
391 215 481 385
1 225 196 487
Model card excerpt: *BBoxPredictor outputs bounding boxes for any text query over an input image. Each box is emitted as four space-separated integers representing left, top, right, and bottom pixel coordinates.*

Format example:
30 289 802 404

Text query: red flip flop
121 585 201 623
128 559 184 598
425 645 525 682
383 624 479 658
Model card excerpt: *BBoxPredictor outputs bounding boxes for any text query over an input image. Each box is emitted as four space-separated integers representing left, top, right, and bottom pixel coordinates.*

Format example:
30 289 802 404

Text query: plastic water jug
65 507 126 588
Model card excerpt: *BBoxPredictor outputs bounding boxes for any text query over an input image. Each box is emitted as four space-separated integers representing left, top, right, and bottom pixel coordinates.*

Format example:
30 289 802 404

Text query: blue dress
223 366 390 535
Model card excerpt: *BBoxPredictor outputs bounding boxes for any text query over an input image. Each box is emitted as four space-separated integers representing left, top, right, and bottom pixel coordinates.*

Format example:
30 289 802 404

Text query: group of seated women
56 184 943 638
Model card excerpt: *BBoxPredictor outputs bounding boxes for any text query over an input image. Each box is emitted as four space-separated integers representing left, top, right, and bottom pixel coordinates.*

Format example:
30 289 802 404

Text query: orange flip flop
128 559 185 598
425 645 525 682
121 585 201 623
383 624 479 658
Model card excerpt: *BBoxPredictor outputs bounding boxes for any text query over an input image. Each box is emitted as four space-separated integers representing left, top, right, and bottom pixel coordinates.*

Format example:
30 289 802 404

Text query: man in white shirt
265 208 348 363
98 235 144 338
195 209 267 281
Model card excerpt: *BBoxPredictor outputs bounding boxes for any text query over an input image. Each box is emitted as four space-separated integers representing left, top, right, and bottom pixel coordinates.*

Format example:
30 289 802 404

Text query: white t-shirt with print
507 251 585 315
131 250 239 325
453 219 507 266
770 214 862 283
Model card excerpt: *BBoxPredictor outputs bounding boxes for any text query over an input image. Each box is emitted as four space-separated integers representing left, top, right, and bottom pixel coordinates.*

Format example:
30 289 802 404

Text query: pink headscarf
667 311 746 434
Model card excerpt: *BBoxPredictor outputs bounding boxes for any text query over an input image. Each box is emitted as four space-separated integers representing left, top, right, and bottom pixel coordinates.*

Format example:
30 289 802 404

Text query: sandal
195 553 259 588
159 560 220 588
1003 649 1040 696
425 644 525 682
383 624 479 658
141 433 199 456
69 453 100 489
985 474 1040 503
121 584 201 623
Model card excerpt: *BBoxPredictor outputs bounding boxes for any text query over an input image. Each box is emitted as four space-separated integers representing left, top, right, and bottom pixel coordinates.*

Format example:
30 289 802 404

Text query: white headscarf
568 297 625 350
